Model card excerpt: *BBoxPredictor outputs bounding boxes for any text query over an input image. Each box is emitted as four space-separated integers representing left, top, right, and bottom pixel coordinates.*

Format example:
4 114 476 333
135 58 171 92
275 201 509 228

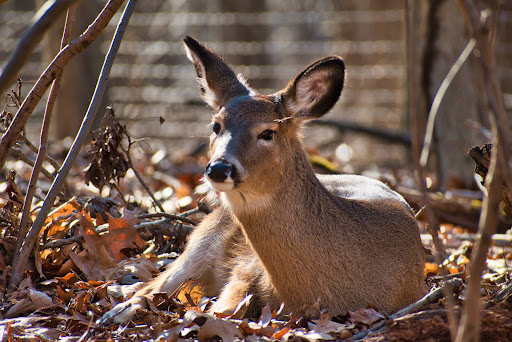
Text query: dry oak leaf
309 311 355 335
349 308 385 325
43 197 81 238
182 310 243 342
4 288 54 318
67 213 118 281
102 209 144 261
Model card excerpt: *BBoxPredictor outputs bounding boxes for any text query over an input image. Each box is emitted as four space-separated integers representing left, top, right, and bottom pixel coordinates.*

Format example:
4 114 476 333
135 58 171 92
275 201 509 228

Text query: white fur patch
237 74 256 96
197 76 219 108
221 191 273 215
184 44 219 108
207 178 236 192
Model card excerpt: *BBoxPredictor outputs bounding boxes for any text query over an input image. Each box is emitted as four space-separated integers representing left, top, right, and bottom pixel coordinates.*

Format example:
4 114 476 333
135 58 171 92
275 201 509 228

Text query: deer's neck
221 148 343 307
223 147 336 252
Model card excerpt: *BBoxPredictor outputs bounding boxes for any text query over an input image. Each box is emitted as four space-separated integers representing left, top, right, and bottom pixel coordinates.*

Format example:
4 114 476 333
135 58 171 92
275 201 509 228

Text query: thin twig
420 39 476 168
19 133 71 195
9 0 136 289
138 213 198 226
350 278 464 341
18 135 62 173
126 151 165 212
16 7 76 263
0 0 83 95
454 1 510 341
0 0 127 170
403 1 459 339
11 147 55 181
40 218 195 249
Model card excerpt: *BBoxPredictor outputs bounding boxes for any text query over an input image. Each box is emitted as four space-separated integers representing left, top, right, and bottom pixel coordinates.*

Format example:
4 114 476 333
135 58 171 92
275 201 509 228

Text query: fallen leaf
5 289 54 318
43 197 81 237
103 209 144 261
67 213 118 281
273 326 290 339
182 310 243 342
176 280 204 307
424 262 440 277
228 293 253 319
309 312 354 334
258 303 272 327
349 308 385 325
114 257 158 283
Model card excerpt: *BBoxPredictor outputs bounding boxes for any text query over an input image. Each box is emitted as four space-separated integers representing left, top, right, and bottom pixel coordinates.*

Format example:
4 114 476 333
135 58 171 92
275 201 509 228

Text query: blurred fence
1 0 511 173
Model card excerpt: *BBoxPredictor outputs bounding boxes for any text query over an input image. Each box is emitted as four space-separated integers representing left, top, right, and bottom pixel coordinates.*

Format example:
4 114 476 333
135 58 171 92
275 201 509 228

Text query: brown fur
101 37 427 324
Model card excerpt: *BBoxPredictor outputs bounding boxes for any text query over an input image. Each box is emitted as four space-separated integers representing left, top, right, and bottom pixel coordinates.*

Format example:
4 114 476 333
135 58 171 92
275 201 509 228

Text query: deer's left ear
281 57 345 120
183 36 253 110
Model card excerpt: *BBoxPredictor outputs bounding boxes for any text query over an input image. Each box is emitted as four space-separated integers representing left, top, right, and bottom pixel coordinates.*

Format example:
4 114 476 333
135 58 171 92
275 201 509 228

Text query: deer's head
183 36 345 199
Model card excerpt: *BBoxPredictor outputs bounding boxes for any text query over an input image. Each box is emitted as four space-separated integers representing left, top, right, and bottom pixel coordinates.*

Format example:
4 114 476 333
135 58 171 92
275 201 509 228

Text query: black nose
206 160 233 182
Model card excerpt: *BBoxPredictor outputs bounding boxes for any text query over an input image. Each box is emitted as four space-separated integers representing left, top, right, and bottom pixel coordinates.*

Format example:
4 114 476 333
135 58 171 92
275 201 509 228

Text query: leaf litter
1 112 512 341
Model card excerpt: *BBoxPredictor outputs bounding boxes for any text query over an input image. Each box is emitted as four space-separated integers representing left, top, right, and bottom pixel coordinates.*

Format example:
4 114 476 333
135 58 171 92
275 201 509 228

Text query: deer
101 36 427 324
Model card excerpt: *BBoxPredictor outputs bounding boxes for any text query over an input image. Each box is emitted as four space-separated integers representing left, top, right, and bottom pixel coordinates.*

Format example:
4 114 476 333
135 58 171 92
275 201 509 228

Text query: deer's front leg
100 208 238 325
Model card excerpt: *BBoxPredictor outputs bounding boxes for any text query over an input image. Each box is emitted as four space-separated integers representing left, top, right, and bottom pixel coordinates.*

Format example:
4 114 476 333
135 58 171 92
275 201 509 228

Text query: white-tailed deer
101 36 427 324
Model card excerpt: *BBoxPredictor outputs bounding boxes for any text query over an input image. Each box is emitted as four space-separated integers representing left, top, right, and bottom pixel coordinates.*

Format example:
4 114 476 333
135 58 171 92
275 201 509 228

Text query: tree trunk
419 0 486 190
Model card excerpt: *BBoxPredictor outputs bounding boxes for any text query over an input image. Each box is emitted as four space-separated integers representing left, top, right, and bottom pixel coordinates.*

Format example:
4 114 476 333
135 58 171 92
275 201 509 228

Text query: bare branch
420 39 476 168
454 1 511 341
403 1 459 339
16 6 77 266
351 278 464 341
9 0 136 289
138 213 198 226
0 0 83 95
0 0 127 170
126 150 166 213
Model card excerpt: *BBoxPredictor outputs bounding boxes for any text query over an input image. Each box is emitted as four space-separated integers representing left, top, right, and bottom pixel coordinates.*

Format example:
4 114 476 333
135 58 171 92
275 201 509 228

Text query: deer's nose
206 160 233 182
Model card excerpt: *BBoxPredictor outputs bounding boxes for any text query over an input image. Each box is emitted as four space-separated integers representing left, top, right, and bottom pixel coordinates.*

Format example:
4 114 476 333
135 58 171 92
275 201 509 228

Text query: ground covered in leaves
1 113 512 341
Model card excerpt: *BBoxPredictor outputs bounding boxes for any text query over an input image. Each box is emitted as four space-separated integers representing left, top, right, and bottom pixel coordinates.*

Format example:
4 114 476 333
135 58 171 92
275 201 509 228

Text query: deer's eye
258 130 276 141
212 122 221 134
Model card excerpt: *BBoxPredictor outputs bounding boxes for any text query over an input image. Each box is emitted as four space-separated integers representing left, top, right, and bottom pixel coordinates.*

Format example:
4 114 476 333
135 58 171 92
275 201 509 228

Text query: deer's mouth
207 177 237 192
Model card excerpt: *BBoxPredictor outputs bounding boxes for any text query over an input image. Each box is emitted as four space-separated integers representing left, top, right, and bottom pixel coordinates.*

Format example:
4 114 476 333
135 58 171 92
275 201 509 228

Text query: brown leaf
56 272 79 286
349 308 385 325
56 285 74 304
103 209 144 261
44 197 81 236
5 288 54 318
176 280 204 307
67 214 118 281
309 312 354 335
183 310 243 342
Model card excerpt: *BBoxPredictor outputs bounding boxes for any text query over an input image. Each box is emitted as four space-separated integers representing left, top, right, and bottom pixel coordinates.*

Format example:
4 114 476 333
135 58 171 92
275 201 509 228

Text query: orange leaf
448 266 460 274
44 197 81 238
176 280 204 307
56 285 74 303
57 272 79 285
273 327 290 339
424 262 440 277
103 210 144 261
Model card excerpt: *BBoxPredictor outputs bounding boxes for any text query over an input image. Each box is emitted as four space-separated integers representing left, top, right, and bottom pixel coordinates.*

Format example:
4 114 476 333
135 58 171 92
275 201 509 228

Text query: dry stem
16 7 76 264
0 0 83 95
9 0 135 289
454 1 510 341
403 1 459 339
0 0 126 170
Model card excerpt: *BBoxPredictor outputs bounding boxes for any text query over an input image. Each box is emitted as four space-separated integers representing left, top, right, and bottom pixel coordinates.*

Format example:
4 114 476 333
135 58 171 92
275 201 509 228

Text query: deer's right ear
183 36 253 109
282 56 345 120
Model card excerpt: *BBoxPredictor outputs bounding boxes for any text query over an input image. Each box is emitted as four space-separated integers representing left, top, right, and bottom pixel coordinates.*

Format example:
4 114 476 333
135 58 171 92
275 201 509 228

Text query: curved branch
0 0 126 170
0 0 83 95
9 0 135 289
